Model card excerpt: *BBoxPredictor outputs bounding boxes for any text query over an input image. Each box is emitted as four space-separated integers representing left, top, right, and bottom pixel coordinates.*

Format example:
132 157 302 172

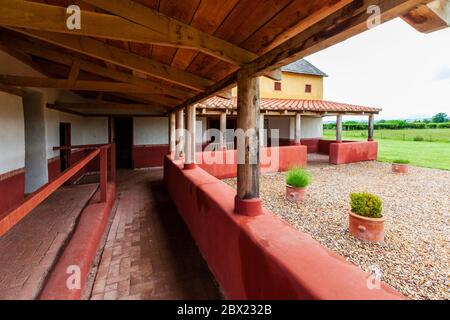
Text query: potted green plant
349 192 385 242
392 159 410 173
285 167 311 203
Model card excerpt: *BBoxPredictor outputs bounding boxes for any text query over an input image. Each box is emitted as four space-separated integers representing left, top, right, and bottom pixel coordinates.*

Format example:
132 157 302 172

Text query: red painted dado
133 144 169 168
301 138 320 153
197 145 307 179
48 149 94 182
164 156 404 299
39 182 116 300
0 168 25 215
329 141 378 165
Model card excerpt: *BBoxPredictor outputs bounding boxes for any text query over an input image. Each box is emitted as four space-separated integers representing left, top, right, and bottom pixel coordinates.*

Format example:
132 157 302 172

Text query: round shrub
286 167 311 188
413 135 424 142
350 192 383 218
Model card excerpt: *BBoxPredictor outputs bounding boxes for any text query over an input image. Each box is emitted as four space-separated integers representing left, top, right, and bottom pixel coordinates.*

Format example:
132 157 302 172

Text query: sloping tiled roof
199 97 381 114
281 59 328 77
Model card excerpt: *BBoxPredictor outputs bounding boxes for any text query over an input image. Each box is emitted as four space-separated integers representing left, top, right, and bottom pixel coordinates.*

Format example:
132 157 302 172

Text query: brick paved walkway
0 184 98 300
90 169 221 300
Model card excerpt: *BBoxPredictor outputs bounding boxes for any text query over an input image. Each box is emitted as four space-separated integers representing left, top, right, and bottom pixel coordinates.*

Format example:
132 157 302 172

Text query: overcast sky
306 18 450 121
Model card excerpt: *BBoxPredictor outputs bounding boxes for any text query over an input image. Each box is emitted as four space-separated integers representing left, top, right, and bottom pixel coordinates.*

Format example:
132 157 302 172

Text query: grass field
323 129 450 170
323 128 450 143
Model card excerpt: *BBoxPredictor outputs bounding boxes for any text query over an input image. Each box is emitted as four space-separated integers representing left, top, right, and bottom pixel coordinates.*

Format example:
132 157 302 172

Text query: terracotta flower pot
286 185 307 203
392 164 409 174
348 211 385 242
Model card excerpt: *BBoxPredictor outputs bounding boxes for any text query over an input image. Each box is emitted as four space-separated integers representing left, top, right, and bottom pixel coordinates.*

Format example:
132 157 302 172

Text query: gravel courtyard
224 160 449 300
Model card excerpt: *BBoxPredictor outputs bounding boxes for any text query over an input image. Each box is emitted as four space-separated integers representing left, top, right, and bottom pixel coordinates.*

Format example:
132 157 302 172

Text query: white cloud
306 18 450 121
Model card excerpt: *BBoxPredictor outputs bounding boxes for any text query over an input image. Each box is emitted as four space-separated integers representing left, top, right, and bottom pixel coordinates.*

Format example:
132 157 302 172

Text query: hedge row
323 122 450 130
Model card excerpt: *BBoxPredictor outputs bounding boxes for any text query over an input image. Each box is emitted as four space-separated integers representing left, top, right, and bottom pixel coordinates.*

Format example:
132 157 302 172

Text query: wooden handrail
53 143 111 151
0 149 100 237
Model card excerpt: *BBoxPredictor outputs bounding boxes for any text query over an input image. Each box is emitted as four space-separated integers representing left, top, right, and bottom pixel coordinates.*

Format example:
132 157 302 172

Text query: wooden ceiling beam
0 0 255 66
8 28 213 91
0 34 194 99
0 74 173 95
81 0 256 66
402 0 449 33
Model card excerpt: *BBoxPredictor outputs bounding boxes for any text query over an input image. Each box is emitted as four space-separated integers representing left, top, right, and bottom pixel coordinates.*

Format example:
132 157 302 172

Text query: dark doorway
59 122 71 172
113 117 133 169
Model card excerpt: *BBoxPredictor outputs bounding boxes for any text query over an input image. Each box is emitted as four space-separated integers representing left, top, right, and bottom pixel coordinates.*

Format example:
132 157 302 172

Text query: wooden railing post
100 146 107 202
110 143 116 182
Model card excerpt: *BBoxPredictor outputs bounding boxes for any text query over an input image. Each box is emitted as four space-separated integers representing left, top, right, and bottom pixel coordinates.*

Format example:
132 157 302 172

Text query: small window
274 81 282 91
305 84 312 93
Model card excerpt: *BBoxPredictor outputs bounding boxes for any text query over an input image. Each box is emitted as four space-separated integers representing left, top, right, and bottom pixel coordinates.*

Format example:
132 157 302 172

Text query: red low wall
329 141 378 165
39 182 116 300
0 168 25 214
196 145 307 179
133 144 169 168
164 156 403 299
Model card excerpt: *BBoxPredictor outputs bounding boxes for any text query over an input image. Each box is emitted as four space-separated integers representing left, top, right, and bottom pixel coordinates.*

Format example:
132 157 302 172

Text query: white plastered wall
268 116 323 140
0 92 25 175
134 117 205 145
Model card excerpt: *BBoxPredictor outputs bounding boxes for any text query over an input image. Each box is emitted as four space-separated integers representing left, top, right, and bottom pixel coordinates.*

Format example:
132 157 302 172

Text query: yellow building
232 59 327 100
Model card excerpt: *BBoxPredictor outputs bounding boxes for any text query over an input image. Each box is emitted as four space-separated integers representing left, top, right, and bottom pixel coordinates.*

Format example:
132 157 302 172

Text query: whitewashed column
220 111 227 150
175 109 184 160
295 113 301 144
368 114 374 141
336 114 343 142
185 105 196 168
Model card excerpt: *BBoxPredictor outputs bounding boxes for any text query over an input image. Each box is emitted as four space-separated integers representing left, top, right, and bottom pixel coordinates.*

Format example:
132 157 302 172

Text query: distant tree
423 119 431 124
432 113 448 123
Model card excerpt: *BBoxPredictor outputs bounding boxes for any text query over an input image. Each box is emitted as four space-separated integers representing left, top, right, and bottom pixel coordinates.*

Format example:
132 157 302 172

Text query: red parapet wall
163 156 403 299
0 168 25 214
133 144 169 168
197 145 307 179
329 141 378 165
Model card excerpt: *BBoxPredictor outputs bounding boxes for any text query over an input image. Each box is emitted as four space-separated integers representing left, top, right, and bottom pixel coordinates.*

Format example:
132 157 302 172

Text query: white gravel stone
224 160 450 300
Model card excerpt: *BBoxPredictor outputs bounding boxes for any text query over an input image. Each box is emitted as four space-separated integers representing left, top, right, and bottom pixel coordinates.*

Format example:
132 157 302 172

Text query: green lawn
323 130 450 170
323 128 450 143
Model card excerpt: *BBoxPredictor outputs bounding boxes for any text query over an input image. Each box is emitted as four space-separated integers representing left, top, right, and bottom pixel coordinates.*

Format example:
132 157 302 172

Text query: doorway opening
113 117 133 169
59 123 71 172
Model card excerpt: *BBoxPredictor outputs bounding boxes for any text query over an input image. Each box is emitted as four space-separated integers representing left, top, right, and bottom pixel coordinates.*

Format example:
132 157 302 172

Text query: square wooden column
175 109 184 160
368 114 375 141
220 111 227 150
235 70 262 216
184 104 196 169
336 114 343 143
168 112 176 156
295 113 302 145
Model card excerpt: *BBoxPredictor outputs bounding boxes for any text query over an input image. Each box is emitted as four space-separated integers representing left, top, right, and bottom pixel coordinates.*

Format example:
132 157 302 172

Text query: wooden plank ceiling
0 0 443 116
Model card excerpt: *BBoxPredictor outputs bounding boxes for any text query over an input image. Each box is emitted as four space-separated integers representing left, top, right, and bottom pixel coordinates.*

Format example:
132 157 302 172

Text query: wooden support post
169 112 176 156
295 113 302 145
368 114 375 141
336 114 343 142
110 143 116 182
259 113 265 147
100 146 108 202
184 105 196 169
220 111 227 150
235 70 262 216
175 109 184 160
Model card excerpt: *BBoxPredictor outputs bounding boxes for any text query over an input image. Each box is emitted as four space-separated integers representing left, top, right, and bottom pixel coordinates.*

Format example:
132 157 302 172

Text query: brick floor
0 184 98 300
90 169 221 300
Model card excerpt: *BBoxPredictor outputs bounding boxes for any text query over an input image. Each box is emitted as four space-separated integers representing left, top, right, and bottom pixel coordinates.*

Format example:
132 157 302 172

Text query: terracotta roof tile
199 97 381 114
